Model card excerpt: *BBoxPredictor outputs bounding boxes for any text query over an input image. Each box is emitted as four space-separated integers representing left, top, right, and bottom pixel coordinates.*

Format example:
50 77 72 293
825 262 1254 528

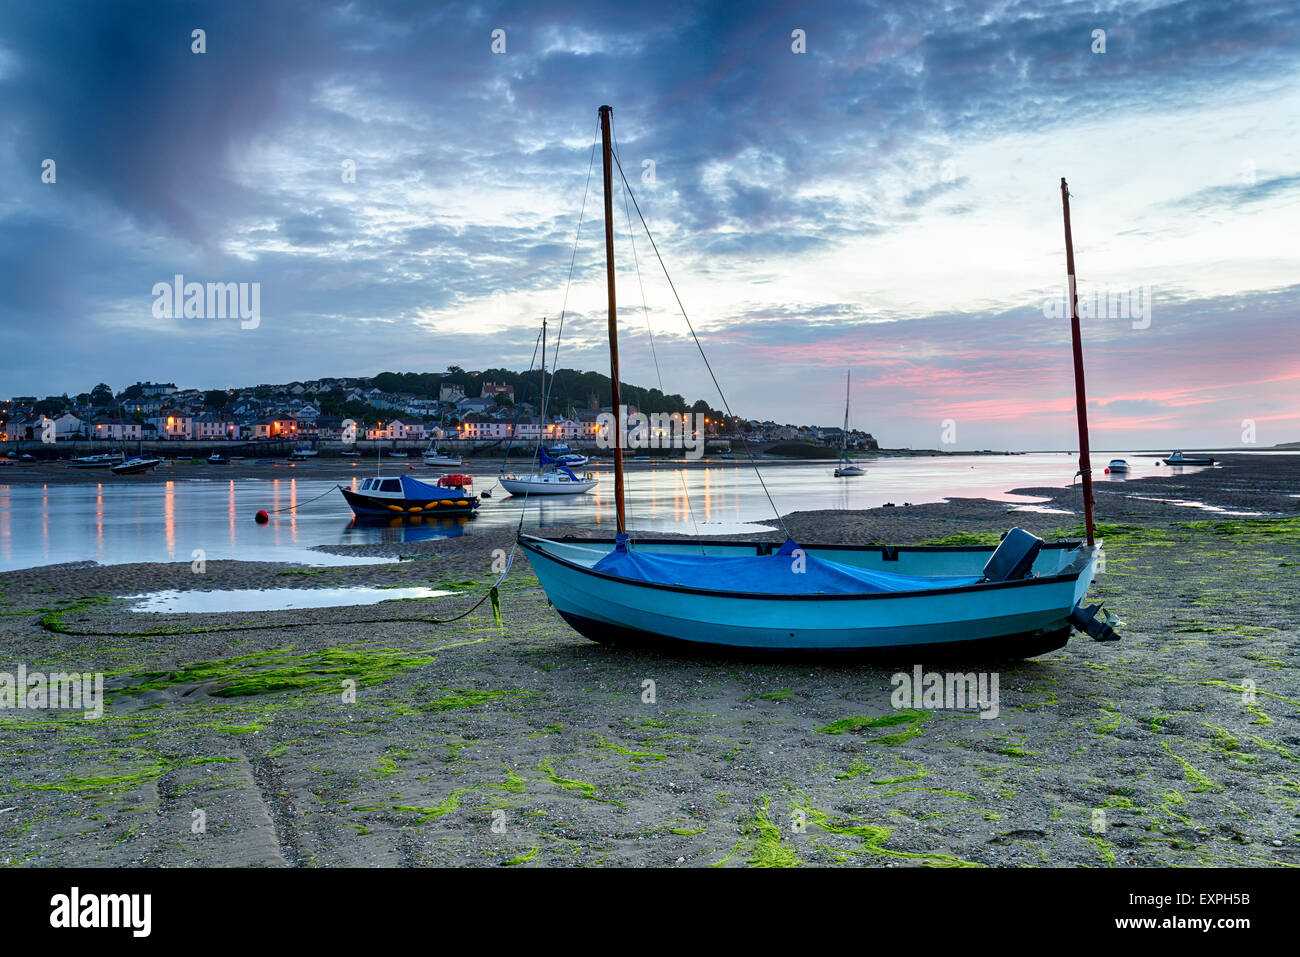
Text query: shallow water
125 586 454 613
0 452 1206 570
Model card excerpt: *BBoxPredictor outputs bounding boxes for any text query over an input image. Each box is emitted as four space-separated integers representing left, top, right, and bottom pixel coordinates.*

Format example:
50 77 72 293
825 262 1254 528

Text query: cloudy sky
1 0 1297 449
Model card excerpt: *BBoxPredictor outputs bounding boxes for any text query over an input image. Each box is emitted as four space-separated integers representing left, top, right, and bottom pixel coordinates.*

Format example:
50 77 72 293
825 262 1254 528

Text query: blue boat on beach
517 109 1119 658
520 532 1105 656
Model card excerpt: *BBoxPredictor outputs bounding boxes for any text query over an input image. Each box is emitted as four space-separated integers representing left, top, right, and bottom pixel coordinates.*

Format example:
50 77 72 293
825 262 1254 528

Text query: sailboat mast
842 370 850 455
599 105 627 534
1060 178 1096 547
540 316 547 452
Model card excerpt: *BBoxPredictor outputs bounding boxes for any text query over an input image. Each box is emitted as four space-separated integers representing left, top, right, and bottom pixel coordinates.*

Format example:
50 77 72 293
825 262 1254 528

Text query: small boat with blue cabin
542 444 589 468
340 473 479 517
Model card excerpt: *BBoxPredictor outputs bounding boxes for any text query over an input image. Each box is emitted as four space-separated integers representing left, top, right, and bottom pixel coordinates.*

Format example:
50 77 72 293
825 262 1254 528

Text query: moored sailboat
499 317 598 497
833 370 864 478
422 445 462 467
111 455 162 475
68 452 124 469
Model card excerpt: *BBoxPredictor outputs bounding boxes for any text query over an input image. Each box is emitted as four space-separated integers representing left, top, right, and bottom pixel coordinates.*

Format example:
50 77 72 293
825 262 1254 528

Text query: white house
147 411 193 440
457 417 583 441
366 418 425 440
191 413 239 440
91 418 142 441
53 413 82 440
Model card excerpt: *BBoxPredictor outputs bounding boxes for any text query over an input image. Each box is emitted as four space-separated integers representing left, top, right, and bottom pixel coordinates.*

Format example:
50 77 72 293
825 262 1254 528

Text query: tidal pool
125 586 455 613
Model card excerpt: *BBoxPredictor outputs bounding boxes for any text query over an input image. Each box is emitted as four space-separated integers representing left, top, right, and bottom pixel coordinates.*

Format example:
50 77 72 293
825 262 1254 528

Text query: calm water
0 452 1200 571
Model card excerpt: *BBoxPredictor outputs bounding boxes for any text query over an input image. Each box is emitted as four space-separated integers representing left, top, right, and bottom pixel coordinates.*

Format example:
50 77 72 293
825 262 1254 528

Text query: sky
0 0 1297 450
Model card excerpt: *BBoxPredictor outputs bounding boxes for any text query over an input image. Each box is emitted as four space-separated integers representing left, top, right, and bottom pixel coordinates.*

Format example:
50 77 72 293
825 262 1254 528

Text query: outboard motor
980 527 1043 582
1069 603 1122 642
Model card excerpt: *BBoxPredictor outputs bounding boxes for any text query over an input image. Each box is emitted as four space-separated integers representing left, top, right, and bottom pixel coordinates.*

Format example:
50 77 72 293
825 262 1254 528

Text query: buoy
254 510 269 524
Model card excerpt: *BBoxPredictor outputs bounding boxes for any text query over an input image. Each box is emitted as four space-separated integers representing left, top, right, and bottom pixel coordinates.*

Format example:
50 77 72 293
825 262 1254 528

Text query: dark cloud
0 0 1296 446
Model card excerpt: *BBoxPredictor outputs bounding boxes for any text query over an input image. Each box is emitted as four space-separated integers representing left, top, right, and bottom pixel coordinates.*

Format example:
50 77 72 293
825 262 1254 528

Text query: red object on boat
255 510 270 524
438 473 472 488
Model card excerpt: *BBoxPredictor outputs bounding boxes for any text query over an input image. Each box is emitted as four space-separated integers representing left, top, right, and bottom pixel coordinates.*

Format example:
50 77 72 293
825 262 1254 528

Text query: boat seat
981 527 1043 582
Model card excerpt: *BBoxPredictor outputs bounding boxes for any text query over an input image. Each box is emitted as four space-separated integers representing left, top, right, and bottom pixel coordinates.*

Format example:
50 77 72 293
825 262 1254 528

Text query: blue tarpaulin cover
592 539 981 595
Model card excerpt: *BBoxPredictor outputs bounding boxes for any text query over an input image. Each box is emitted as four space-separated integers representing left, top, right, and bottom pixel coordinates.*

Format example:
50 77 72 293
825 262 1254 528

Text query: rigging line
611 116 669 544
609 148 791 539
674 465 705 551
519 122 599 523
611 118 665 393
499 324 545 467
507 322 549 520
541 119 599 427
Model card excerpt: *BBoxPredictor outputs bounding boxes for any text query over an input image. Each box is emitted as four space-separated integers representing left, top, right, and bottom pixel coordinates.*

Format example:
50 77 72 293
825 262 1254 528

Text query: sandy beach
1 454 1297 867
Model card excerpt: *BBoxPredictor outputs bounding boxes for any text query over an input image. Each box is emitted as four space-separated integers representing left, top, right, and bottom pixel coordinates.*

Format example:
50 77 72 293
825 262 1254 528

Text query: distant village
0 373 878 449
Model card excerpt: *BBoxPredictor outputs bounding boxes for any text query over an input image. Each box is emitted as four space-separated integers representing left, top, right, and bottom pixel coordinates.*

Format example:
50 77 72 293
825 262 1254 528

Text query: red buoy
255 510 269 524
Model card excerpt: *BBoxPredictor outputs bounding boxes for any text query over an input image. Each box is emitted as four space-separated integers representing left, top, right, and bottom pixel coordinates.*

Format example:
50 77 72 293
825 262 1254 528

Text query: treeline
371 368 726 420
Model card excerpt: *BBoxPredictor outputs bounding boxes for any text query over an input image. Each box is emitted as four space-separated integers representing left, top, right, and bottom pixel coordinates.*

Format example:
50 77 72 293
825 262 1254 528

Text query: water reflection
342 514 472 543
0 453 1205 571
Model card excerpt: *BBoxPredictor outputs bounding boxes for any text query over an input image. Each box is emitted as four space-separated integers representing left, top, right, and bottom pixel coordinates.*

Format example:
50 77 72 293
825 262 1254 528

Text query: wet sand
1 454 1297 867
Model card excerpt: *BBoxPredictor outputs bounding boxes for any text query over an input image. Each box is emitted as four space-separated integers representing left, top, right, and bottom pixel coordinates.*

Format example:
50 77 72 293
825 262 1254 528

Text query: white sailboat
422 444 462 467
833 369 864 478
499 317 598 497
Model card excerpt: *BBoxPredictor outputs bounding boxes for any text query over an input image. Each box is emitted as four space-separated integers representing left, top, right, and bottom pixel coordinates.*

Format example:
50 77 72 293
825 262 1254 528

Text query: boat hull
111 458 161 475
340 487 479 517
500 477 597 495
518 535 1097 657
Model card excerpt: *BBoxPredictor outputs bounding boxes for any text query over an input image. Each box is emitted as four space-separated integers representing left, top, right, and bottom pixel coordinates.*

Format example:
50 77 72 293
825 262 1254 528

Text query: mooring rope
263 484 343 514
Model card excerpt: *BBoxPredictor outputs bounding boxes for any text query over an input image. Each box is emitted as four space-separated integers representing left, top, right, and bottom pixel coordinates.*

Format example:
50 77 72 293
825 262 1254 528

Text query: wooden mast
599 105 627 535
540 316 547 452
1060 178 1096 547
